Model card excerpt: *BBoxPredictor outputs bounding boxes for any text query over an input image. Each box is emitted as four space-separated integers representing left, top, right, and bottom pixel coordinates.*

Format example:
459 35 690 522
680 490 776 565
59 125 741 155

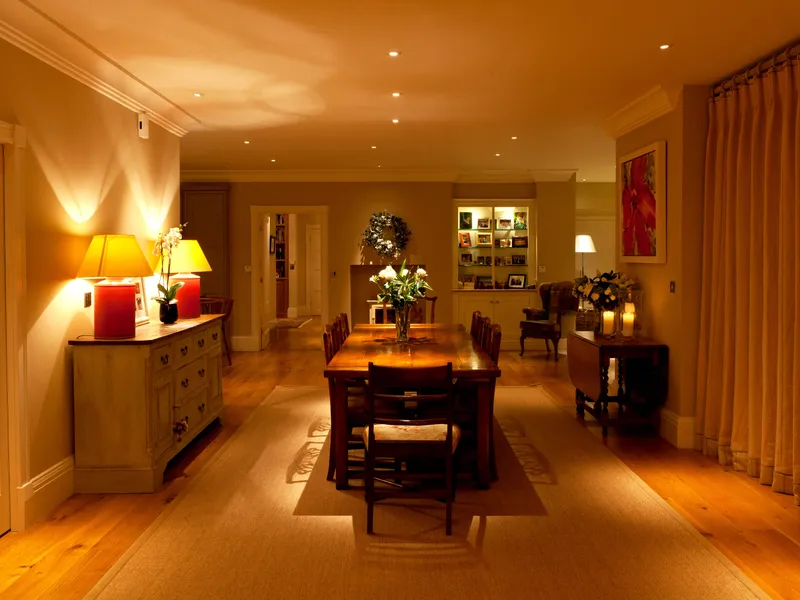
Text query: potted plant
369 259 431 342
153 224 185 324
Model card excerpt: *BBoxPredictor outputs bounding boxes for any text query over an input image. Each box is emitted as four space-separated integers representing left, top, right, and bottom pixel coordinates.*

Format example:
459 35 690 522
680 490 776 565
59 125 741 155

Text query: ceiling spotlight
495 153 501 157
371 145 377 149
511 136 518 140
659 44 671 50
392 119 399 124
582 178 586 182
244 140 250 144
377 165 382 168
193 92 203 98
271 159 276 162
392 92 401 97
388 50 400 57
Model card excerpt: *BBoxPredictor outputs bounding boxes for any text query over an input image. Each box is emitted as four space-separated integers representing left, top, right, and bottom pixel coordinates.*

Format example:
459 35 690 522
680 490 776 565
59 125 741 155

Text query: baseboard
231 335 259 352
287 307 298 318
298 305 310 317
19 455 75 528
659 408 695 449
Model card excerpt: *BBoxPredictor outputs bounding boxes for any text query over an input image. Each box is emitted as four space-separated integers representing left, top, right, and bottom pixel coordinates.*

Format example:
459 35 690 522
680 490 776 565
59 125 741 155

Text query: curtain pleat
697 61 800 505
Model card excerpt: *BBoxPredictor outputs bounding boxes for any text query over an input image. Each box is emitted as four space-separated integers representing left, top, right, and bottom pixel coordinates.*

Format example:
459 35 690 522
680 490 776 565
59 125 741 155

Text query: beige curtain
696 58 800 505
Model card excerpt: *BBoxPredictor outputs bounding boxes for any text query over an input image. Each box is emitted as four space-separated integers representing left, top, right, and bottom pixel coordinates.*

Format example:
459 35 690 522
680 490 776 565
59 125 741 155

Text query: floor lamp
575 234 596 277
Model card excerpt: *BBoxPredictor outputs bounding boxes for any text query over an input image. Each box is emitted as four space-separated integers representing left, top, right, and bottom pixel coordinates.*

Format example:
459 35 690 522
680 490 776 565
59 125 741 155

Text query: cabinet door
455 294 495 331
153 375 175 460
493 292 538 348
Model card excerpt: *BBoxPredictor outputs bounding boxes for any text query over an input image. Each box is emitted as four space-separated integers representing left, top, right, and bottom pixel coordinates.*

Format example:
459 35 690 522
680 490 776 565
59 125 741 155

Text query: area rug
273 316 313 329
86 386 766 600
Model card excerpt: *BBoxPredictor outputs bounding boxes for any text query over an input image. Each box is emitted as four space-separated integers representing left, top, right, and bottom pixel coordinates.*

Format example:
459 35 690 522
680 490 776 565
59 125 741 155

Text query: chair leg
544 338 551 353
326 438 336 482
553 338 560 361
366 452 375 535
519 335 525 356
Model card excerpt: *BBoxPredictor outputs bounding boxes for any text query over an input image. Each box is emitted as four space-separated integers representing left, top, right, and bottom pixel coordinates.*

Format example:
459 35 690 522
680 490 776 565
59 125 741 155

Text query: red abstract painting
621 150 657 257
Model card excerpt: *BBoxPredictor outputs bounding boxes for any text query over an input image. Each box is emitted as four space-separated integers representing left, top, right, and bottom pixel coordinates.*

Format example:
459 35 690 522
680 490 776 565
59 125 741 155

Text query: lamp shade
575 234 597 254
76 234 154 278
153 240 212 274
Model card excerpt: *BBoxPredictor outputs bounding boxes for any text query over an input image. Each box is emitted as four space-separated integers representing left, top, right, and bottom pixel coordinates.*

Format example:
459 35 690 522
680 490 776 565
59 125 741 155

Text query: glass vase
395 303 411 343
159 301 179 325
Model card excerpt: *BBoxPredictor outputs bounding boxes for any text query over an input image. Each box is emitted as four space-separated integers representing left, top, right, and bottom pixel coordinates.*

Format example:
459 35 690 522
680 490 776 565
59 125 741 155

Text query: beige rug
87 386 766 600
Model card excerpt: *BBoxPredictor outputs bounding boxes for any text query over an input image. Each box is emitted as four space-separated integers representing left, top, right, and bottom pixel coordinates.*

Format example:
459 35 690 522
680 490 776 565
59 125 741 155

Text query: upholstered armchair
519 281 578 360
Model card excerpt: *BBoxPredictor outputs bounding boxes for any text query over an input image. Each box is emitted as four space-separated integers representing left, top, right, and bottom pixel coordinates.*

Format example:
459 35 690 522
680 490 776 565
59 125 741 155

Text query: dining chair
470 311 482 339
478 317 492 349
409 296 438 324
364 362 458 535
199 296 234 366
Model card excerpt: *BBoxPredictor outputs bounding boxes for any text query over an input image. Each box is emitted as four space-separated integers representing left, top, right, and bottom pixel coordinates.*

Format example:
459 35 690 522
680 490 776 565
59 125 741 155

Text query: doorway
306 224 322 315
0 146 10 535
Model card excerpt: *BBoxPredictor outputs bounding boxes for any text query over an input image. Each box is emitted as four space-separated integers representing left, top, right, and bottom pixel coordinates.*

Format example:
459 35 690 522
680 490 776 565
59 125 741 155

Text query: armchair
519 281 577 361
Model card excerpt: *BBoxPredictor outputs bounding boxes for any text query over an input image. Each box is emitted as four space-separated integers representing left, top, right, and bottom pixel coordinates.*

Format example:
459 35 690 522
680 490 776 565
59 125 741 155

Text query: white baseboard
287 307 298 318
19 455 75 528
659 408 695 449
231 335 259 352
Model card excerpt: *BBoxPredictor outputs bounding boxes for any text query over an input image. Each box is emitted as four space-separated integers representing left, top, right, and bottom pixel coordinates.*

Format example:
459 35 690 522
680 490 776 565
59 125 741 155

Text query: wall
575 182 616 277
537 177 577 283
0 39 180 523
616 85 708 422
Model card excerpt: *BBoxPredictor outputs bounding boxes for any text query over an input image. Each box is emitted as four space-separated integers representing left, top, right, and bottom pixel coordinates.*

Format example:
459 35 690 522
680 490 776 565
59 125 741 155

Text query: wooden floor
1 318 799 599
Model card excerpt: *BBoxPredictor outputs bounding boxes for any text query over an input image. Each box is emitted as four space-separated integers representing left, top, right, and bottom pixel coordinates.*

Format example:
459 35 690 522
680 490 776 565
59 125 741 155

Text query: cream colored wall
576 182 616 277
0 40 180 481
537 177 577 283
616 85 708 417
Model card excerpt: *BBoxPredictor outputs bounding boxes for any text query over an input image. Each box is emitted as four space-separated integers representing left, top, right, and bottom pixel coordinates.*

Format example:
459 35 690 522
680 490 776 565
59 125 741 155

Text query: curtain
696 58 800 505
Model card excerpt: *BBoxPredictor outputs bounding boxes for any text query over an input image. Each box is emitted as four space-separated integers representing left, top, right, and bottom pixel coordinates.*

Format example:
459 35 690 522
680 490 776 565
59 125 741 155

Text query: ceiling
2 0 800 182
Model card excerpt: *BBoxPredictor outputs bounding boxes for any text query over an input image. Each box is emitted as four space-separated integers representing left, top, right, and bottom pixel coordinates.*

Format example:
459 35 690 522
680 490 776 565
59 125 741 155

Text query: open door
306 224 322 315
0 146 11 535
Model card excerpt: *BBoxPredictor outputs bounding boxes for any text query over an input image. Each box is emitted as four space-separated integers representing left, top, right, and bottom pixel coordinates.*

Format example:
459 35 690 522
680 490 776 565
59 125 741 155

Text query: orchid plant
153 224 185 305
369 259 431 308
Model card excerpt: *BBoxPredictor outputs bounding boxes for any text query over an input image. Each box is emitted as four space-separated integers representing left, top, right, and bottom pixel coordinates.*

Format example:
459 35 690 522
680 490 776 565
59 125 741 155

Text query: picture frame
459 212 473 230
511 254 526 265
512 236 528 248
462 274 475 290
134 277 149 326
269 235 276 254
513 212 527 230
503 256 513 266
476 276 493 289
497 218 513 230
476 233 492 247
498 238 512 248
507 274 527 289
477 217 491 229
460 252 473 265
459 232 472 247
494 256 503 266
619 140 667 263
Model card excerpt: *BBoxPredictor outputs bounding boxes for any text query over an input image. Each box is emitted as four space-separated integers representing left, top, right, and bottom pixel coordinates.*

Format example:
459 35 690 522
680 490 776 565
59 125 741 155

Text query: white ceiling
3 0 800 181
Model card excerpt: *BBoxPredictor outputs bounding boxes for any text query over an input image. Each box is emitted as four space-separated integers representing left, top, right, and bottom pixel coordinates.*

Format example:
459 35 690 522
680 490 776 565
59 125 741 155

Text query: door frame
248 205 329 350
305 224 322 315
1 121 29 531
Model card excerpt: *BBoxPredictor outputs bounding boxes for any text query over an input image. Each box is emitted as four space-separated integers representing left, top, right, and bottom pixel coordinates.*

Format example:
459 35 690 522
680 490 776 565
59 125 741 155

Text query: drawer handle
198 403 206 412
198 339 205 348
173 416 189 441
181 346 189 356
181 378 190 388
212 332 219 341
160 354 170 365
198 368 206 378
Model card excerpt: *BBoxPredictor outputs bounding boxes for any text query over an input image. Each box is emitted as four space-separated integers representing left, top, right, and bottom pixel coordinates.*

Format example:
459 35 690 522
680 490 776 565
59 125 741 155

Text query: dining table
323 323 501 490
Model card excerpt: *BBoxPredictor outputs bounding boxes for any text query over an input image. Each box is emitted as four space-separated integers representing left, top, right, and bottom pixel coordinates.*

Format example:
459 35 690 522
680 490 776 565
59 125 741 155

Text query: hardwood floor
1 318 798 599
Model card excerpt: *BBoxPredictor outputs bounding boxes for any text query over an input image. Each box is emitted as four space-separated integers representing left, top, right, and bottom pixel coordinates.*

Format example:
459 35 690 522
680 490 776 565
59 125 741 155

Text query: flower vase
159 301 179 325
395 303 411 343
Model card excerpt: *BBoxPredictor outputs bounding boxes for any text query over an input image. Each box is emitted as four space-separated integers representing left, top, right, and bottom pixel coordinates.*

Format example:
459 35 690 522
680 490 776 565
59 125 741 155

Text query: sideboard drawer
153 343 173 373
175 356 209 402
172 387 208 444
208 324 222 349
173 334 194 368
193 328 210 353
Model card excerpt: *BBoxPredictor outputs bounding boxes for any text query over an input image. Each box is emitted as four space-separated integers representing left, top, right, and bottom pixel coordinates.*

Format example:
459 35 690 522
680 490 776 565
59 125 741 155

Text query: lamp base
172 274 201 319
94 282 136 339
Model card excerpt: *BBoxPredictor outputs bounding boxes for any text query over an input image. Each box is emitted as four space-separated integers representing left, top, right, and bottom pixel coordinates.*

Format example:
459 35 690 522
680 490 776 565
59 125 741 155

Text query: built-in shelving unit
275 214 288 318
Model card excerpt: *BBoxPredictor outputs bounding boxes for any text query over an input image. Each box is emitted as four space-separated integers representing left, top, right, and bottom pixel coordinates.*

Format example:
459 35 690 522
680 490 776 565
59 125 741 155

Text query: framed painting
619 141 666 263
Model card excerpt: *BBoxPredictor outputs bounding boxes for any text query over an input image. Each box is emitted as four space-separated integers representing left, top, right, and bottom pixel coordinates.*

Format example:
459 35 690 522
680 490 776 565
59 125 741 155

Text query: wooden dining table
323 323 501 490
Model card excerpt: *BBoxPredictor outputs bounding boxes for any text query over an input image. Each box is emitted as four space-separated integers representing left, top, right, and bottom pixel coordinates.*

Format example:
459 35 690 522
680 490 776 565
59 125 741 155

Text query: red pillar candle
172 274 201 319
94 282 136 339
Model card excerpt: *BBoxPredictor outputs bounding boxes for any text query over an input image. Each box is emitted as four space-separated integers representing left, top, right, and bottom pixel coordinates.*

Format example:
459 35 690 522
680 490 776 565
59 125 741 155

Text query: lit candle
622 312 635 337
624 302 635 314
602 310 615 336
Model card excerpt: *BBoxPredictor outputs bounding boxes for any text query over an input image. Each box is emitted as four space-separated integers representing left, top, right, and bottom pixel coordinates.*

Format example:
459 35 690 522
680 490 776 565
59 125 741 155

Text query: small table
567 331 668 436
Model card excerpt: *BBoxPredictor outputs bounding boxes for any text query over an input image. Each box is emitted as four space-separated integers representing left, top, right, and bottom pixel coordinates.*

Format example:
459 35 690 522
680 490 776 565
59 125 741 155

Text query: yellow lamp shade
76 234 154 279
153 239 212 274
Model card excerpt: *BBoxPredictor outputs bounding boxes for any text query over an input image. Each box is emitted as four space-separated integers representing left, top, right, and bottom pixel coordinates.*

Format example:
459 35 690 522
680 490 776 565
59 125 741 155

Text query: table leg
575 389 585 418
477 381 492 489
600 360 610 437
332 379 349 490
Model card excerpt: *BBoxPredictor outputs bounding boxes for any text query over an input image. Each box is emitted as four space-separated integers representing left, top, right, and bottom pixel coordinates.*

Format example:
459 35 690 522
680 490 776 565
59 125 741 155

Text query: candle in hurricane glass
601 310 615 337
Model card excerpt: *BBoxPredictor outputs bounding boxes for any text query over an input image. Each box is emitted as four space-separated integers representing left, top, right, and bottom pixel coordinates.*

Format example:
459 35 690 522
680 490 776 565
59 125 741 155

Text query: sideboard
69 314 225 493
452 290 541 349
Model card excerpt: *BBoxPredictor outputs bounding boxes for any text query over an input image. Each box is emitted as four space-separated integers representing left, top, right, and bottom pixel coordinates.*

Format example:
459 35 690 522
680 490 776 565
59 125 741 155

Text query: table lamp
76 234 154 339
154 240 212 319
575 234 596 277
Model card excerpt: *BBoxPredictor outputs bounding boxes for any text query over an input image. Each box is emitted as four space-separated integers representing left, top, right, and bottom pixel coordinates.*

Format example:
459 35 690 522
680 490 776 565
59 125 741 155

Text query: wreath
362 211 411 258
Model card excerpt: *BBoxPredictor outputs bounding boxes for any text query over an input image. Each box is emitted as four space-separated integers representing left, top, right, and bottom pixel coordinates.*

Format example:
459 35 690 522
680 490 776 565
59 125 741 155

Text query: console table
567 331 668 437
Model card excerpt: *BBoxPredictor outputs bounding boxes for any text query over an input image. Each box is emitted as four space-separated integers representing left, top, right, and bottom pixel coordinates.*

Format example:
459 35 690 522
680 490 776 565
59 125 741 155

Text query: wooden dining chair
470 311 483 339
478 317 492 349
199 296 234 366
364 362 458 535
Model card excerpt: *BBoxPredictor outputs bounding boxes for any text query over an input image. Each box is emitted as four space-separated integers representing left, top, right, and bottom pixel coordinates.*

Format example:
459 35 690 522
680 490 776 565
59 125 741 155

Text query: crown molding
605 85 682 139
0 19 188 138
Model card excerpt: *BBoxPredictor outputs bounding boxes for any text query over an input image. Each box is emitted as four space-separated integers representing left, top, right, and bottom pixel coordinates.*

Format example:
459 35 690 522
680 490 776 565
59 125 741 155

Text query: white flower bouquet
573 270 634 312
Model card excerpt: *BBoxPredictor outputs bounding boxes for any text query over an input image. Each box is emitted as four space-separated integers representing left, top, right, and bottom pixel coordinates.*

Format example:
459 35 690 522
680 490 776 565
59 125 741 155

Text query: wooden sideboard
69 315 225 493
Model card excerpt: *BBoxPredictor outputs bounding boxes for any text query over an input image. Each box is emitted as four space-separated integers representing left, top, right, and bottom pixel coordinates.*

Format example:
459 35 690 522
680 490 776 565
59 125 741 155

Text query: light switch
244 265 252 273
538 265 547 273
669 281 676 293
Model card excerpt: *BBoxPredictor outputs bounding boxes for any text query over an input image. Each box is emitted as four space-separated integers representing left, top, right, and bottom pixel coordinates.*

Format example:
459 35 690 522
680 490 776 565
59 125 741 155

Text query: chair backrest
470 311 482 339
200 296 234 321
408 296 438 324
479 316 492 348
488 324 502 364
339 312 350 337
322 325 336 364
538 282 578 325
332 314 348 348
366 363 455 437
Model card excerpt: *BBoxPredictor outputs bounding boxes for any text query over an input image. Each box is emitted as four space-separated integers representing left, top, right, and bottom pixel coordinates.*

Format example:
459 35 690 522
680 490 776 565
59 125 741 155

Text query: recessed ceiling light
392 119 399 124
511 136 518 140
271 159 276 162
244 140 250 144
582 178 586 182
495 153 501 157
388 50 400 57
371 145 377 149
659 44 671 50
392 92 401 97
193 92 203 98
377 165 382 168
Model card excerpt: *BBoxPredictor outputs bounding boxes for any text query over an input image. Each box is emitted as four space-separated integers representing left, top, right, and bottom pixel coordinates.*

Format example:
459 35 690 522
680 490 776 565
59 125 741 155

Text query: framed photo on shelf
477 233 492 247
507 274 527 289
498 238 512 248
512 254 526 265
494 256 503 266
459 212 473 230
459 232 472 247
460 252 473 265
462 274 475 290
477 217 491 229
497 218 513 230
514 212 527 230
133 278 149 326
503 256 513 266
512 236 528 248
476 276 493 289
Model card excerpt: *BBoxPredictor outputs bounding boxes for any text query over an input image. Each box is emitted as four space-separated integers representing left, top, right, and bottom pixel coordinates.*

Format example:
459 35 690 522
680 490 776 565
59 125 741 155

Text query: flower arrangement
153 224 185 306
370 259 431 342
573 270 634 312
362 211 412 258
